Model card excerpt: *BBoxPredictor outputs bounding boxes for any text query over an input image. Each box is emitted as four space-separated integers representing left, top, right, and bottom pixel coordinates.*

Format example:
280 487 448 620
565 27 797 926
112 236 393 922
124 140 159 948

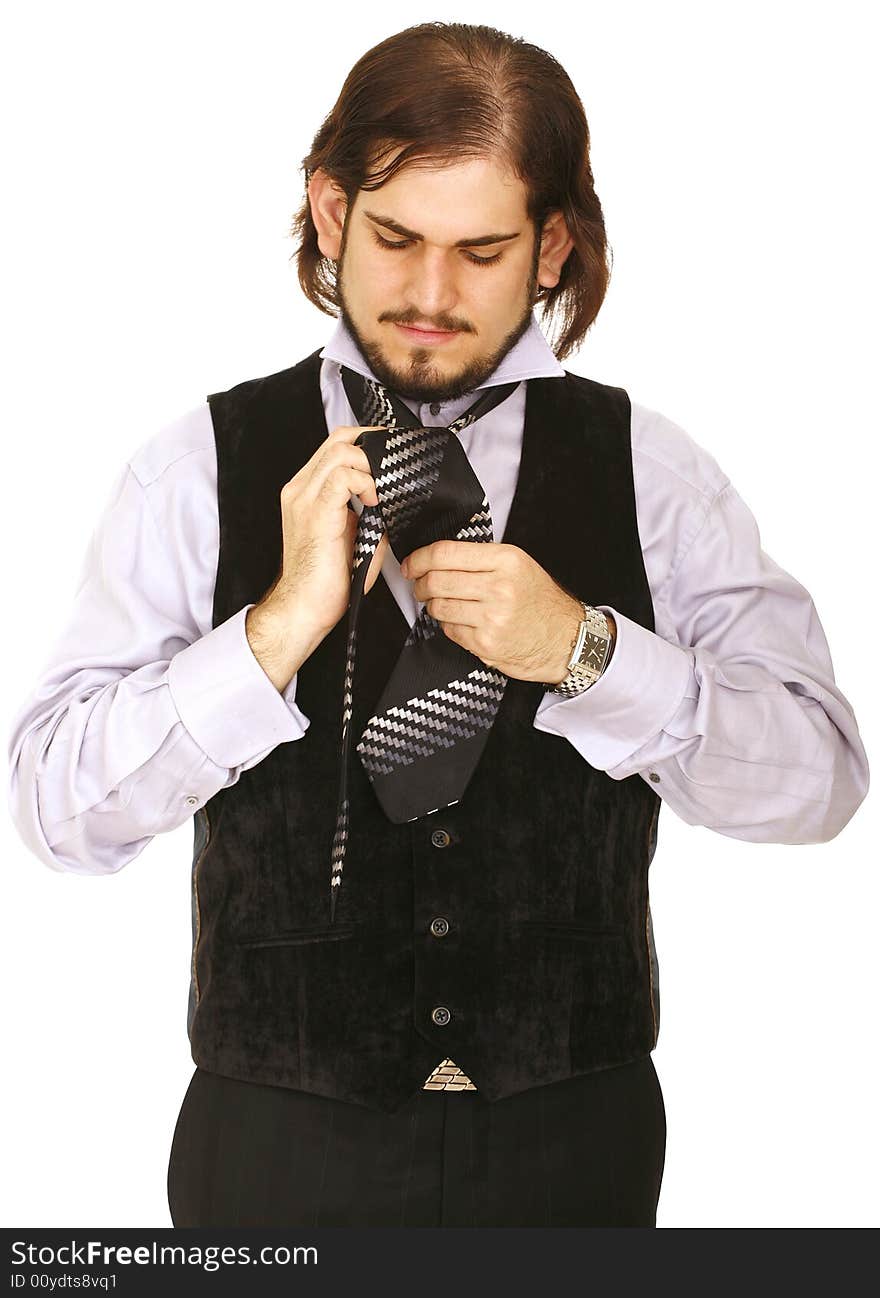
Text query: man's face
334 154 542 403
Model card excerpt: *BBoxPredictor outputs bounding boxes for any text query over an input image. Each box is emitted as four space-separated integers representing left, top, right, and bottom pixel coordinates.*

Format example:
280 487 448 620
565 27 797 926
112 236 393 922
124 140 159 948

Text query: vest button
431 1005 451 1026
649 772 661 782
429 401 441 415
431 829 451 848
430 916 449 937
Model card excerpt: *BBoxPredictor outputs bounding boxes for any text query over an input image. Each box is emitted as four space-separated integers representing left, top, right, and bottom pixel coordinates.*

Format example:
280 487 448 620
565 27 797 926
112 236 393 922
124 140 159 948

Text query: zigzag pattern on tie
356 666 506 776
352 439 489 575
457 501 493 541
404 611 441 647
352 507 384 573
374 429 448 535
329 794 349 897
360 379 395 429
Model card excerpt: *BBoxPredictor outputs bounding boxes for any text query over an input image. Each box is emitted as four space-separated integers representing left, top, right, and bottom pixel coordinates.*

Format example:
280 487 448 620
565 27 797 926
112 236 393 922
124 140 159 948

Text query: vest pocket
237 923 356 949
519 919 625 940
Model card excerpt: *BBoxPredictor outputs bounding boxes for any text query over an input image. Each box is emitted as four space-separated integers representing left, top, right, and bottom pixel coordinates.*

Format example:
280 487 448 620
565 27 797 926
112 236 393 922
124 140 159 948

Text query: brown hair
289 22 612 360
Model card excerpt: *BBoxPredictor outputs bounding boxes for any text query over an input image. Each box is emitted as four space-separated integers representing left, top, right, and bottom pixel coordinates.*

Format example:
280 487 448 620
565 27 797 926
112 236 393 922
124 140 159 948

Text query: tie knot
338 364 520 441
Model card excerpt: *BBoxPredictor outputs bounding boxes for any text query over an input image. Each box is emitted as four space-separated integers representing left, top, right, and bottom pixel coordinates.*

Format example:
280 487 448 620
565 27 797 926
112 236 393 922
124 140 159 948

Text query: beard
334 226 542 404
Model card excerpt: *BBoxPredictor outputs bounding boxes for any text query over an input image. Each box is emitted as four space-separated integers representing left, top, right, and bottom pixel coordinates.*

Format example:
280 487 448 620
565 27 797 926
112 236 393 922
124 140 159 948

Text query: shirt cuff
168 603 310 767
533 605 693 770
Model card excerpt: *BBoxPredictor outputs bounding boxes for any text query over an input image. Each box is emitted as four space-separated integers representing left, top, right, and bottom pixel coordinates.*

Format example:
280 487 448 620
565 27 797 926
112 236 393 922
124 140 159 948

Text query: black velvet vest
185 346 662 1114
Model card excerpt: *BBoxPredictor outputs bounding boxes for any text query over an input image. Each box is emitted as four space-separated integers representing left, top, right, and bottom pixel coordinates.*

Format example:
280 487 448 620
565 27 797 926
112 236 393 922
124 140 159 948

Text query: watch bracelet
548 601 612 696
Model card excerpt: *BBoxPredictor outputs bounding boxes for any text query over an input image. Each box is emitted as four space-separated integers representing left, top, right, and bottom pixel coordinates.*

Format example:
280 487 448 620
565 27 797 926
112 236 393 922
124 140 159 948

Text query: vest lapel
500 370 597 605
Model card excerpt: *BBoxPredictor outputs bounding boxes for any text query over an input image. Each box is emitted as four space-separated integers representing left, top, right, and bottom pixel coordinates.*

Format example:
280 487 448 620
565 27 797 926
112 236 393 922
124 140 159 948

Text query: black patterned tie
327 364 520 923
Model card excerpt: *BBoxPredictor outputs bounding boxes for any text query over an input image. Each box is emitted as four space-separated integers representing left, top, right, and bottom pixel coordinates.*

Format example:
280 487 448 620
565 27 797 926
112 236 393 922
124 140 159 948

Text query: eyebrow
363 209 521 248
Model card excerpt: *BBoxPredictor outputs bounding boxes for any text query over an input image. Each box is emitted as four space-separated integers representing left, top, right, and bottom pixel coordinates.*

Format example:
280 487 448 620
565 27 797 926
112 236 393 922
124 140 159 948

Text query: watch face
579 632 608 668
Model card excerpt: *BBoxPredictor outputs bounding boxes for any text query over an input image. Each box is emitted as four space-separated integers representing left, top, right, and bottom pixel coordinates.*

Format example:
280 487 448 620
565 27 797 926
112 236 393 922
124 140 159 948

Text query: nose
404 250 460 323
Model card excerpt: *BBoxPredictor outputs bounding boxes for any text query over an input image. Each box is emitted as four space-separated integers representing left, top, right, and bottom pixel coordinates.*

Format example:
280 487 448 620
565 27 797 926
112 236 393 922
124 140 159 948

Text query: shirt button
649 773 661 783
429 401 441 415
431 829 451 848
430 916 450 937
432 1006 451 1026
185 795 199 806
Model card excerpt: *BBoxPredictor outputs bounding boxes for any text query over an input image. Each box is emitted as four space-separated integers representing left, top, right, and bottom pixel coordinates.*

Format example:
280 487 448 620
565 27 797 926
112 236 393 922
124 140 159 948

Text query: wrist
246 594 327 693
557 597 585 681
547 600 615 688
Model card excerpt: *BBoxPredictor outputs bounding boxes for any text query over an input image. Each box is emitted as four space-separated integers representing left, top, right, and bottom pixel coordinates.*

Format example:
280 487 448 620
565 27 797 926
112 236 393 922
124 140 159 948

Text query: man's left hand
400 540 582 684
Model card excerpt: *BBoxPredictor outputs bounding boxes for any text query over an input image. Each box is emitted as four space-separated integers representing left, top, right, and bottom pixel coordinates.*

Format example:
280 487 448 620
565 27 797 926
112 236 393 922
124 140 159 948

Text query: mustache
382 314 474 333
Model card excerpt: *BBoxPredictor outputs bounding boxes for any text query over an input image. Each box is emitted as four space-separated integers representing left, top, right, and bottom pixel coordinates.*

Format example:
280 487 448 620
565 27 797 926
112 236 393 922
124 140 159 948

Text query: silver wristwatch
548 602 613 696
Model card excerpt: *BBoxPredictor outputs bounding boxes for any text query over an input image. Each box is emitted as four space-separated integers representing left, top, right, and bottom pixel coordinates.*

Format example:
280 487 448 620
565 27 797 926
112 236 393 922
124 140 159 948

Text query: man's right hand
245 425 390 691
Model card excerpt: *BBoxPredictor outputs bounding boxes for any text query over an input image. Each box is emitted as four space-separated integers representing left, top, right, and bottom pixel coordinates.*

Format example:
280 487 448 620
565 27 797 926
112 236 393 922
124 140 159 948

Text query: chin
384 343 447 378
389 337 450 361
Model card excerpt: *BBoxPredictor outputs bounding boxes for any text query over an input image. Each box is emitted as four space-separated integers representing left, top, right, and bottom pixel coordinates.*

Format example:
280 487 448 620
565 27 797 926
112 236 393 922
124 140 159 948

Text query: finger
404 540 499 579
283 433 382 499
422 596 482 627
318 436 381 490
318 463 378 507
412 573 487 602
439 621 469 648
326 424 387 443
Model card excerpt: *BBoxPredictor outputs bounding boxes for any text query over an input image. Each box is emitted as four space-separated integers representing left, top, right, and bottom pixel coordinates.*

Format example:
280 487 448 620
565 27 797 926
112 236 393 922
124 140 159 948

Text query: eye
464 250 502 266
370 231 502 267
372 232 412 251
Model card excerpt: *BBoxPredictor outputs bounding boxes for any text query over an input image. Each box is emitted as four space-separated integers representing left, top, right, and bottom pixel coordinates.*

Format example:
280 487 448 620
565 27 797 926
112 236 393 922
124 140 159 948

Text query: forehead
353 153 529 238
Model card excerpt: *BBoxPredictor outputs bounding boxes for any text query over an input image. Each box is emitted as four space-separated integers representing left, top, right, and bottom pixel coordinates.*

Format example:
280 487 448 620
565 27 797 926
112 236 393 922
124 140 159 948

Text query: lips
394 323 459 344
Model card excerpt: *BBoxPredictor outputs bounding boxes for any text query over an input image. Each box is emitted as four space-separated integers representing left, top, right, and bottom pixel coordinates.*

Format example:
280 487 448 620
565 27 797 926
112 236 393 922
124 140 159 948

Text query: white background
2 0 876 1229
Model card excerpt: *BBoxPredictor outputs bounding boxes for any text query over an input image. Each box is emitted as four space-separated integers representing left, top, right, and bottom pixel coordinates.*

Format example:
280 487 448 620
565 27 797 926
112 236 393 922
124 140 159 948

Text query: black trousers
167 1054 666 1227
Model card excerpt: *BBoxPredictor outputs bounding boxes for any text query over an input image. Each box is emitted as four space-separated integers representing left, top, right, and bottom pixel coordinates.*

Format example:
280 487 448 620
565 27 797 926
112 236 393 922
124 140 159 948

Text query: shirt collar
318 311 565 390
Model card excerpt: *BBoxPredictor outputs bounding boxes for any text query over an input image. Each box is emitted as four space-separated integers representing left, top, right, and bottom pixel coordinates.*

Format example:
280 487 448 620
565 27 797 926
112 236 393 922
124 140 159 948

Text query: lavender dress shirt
6 315 869 875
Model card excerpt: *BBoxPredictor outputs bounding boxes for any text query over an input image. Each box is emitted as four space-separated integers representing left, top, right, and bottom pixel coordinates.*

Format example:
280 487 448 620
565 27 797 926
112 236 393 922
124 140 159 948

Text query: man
6 22 869 1228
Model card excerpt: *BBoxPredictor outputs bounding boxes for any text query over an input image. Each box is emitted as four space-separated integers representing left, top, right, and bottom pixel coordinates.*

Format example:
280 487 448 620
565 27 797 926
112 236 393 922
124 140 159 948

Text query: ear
536 210 575 290
308 168 348 260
